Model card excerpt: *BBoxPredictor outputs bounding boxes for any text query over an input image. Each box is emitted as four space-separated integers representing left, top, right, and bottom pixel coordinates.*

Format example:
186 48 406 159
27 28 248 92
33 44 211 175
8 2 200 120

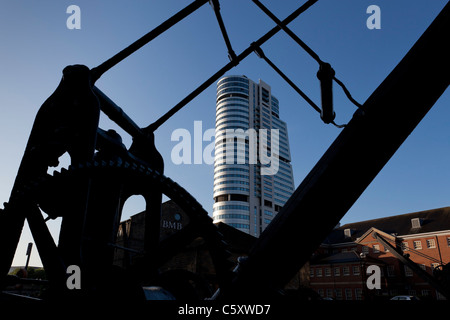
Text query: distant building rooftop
324 206 450 245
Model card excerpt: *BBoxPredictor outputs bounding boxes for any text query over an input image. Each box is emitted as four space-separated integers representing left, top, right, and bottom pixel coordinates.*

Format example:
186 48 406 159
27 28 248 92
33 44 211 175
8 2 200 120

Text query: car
390 295 420 301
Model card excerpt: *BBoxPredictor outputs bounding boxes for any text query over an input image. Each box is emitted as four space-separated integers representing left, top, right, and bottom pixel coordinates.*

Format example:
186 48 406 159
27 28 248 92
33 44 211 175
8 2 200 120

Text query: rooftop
323 206 450 245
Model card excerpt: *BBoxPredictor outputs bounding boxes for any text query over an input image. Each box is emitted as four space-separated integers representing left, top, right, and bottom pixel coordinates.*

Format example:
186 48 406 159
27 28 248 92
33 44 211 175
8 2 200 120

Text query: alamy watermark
171 121 279 176
366 265 381 290
66 265 81 289
64 263 382 291
367 5 381 30
66 5 81 30
65 5 380 31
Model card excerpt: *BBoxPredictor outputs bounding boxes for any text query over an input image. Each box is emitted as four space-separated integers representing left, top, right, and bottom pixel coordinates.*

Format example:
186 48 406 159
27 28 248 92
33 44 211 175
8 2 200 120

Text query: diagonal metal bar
251 0 323 65
148 0 319 132
91 0 210 83
252 0 363 111
374 232 450 299
93 86 145 139
254 46 346 128
253 46 320 113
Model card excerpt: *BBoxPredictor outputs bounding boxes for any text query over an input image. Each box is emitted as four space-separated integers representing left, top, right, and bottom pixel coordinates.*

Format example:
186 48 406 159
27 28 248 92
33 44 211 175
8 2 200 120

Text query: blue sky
0 0 448 267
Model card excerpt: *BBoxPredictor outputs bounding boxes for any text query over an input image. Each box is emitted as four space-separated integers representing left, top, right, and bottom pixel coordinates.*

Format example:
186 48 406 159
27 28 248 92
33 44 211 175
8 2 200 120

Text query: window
261 88 270 103
213 205 249 211
373 245 380 253
413 240 422 250
431 263 440 270
421 290 431 297
362 246 369 254
334 267 340 276
335 289 342 300
345 289 352 300
310 268 314 277
326 289 333 299
355 288 363 300
404 266 413 277
214 214 250 220
447 237 450 247
387 265 395 277
228 223 249 229
401 242 409 251
343 267 350 276
317 289 324 298
229 194 248 202
426 239 436 249
352 266 360 275
316 268 323 277
325 268 331 277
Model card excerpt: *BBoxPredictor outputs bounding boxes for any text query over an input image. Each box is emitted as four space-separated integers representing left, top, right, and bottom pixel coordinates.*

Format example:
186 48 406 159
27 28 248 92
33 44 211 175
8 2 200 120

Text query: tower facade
213 75 295 237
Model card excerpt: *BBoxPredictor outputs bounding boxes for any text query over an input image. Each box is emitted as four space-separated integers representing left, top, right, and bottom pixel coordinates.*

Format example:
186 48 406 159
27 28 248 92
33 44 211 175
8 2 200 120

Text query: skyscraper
213 75 295 237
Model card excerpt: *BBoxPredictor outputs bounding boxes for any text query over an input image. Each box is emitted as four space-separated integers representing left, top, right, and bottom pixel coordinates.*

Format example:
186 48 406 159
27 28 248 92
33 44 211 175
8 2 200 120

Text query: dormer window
344 228 352 238
411 218 422 229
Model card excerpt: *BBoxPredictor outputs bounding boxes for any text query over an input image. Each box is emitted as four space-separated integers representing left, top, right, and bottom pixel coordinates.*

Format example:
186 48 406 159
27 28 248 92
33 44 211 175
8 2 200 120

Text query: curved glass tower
213 75 294 237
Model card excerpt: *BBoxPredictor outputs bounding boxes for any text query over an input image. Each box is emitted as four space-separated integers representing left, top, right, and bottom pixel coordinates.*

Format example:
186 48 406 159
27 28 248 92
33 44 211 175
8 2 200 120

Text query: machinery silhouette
0 1 449 301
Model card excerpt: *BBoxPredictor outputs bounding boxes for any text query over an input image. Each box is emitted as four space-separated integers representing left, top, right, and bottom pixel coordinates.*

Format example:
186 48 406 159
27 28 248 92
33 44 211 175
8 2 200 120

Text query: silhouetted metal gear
3 159 234 300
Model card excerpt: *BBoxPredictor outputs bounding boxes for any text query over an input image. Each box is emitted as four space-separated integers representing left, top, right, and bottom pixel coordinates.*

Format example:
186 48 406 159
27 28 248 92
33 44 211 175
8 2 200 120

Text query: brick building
310 207 450 300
